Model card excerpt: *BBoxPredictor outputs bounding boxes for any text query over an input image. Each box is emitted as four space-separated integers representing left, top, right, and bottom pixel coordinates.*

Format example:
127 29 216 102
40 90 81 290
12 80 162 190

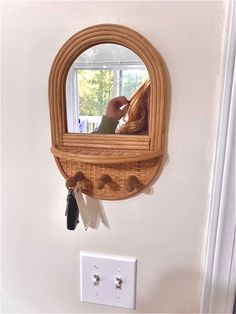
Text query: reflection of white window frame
66 67 80 132
66 61 147 133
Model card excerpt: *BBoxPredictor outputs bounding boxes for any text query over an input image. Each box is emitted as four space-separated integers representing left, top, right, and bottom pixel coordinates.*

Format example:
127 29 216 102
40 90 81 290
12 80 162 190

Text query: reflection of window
66 61 148 133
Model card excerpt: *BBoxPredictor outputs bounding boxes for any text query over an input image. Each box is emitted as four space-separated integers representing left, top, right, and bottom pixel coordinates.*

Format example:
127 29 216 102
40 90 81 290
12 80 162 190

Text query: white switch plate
80 251 137 309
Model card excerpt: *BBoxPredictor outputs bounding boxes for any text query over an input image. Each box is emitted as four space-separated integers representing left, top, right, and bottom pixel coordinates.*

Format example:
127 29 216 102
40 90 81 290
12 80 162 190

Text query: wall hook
125 175 141 192
94 174 111 190
66 171 86 190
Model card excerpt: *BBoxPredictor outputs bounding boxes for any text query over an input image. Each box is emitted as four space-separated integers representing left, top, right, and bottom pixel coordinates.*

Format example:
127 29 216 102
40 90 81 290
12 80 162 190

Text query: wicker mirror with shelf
49 24 167 199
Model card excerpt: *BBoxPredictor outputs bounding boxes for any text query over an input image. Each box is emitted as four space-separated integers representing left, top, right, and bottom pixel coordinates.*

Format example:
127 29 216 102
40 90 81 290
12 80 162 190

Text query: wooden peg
73 172 85 181
125 175 140 192
94 174 111 190
66 172 86 190
65 177 77 190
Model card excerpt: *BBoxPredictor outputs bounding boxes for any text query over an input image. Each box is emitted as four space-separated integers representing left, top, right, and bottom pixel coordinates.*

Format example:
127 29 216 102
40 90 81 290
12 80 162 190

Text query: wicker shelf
51 145 163 164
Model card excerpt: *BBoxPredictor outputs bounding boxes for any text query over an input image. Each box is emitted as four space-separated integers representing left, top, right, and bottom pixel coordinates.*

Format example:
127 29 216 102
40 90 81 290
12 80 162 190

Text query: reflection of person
94 79 150 134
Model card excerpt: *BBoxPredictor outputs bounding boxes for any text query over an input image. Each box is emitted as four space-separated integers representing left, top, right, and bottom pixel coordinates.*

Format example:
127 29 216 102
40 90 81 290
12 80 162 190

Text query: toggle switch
92 274 100 286
80 251 137 309
115 276 122 289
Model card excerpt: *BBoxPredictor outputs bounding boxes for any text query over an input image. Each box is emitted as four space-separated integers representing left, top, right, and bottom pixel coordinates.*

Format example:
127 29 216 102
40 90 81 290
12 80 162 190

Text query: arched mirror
66 44 149 134
49 24 167 200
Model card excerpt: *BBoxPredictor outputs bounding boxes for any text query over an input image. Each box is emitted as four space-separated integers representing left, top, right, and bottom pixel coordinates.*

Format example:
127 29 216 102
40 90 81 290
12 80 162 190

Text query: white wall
1 1 229 313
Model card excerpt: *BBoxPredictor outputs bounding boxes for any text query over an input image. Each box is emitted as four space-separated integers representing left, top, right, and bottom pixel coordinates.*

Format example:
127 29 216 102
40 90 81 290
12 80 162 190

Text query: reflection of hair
118 79 150 134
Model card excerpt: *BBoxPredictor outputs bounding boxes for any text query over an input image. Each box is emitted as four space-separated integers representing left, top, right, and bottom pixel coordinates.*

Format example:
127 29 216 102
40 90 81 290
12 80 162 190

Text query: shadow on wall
85 195 110 229
137 269 201 313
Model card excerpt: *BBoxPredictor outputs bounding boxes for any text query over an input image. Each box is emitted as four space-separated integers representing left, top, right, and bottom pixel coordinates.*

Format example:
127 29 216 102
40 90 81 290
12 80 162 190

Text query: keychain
65 189 79 230
65 174 90 231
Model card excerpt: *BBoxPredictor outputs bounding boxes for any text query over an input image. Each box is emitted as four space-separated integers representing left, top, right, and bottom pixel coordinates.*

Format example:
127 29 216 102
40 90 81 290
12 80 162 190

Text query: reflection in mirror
66 44 149 134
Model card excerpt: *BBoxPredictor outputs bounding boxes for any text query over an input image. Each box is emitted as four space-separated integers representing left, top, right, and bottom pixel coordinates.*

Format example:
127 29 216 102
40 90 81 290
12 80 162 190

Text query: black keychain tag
65 189 79 230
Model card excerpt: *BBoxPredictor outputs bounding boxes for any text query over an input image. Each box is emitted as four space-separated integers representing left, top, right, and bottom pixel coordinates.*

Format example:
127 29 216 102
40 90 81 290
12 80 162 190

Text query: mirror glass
66 44 149 134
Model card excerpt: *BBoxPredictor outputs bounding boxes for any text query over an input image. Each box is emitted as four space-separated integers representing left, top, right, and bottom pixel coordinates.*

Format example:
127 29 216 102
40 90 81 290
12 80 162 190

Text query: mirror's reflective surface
66 44 149 134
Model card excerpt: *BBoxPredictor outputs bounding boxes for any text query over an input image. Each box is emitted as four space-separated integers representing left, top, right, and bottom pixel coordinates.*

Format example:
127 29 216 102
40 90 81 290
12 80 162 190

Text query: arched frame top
49 24 167 164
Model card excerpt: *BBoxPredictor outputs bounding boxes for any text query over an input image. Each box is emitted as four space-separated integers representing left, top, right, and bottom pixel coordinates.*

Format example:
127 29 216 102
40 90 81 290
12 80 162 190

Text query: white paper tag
74 184 90 230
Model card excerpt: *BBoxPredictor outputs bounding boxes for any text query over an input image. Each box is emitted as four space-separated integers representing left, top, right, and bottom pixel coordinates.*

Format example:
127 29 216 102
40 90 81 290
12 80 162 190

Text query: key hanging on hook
65 189 79 231
65 172 86 231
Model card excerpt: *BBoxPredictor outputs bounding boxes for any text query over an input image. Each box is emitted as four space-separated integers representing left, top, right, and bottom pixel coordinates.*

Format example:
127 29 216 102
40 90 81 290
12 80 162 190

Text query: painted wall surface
1 1 229 313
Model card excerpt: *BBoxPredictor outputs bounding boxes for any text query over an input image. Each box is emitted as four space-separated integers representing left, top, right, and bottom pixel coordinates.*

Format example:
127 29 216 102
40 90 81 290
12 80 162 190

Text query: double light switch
80 251 137 309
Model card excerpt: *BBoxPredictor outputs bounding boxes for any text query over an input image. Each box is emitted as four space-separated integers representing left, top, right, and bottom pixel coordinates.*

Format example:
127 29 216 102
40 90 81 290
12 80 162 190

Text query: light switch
80 251 137 309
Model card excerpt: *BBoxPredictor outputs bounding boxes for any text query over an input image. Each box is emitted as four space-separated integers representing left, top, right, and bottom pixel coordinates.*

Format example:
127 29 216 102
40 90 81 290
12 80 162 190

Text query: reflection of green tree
78 69 148 116
78 70 113 116
122 71 148 98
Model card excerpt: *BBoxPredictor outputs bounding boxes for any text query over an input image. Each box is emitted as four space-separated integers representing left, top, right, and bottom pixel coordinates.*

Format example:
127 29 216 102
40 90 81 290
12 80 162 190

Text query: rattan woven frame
49 24 167 200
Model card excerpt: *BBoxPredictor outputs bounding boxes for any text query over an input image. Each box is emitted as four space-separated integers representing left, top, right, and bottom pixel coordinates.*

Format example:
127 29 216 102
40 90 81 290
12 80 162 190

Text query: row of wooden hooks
65 172 142 193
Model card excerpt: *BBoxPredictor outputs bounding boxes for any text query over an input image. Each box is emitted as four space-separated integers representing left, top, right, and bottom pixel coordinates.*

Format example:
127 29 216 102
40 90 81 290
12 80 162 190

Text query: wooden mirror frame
49 24 167 200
